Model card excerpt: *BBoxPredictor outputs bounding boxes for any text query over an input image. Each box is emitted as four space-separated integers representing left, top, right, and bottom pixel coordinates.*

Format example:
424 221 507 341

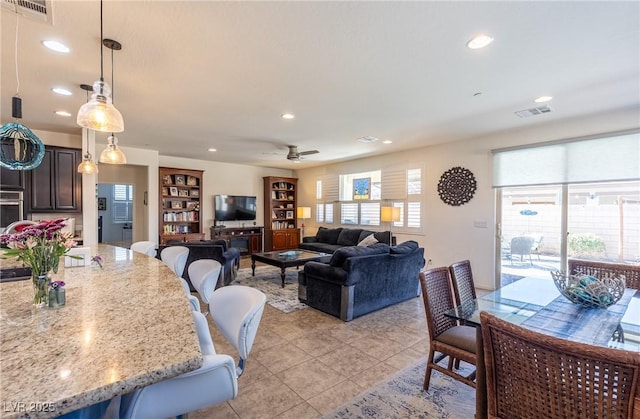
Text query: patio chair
510 236 535 265
481 311 640 418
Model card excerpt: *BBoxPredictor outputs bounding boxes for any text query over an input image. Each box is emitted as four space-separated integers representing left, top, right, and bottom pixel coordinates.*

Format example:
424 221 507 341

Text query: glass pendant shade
99 134 127 164
0 97 46 170
77 153 99 174
77 79 124 133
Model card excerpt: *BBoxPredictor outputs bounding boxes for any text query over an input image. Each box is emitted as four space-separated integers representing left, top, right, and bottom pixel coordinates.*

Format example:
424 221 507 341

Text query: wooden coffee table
251 249 331 287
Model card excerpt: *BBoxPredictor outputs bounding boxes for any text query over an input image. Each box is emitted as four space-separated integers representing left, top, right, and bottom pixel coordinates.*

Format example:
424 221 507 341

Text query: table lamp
381 206 401 245
297 206 311 240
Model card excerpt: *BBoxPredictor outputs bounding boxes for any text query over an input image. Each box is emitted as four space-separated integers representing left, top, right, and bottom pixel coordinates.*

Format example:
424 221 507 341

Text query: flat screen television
214 195 257 222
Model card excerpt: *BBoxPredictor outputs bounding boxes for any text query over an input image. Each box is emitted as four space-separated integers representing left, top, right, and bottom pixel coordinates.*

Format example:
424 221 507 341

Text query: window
341 203 358 225
112 184 133 223
315 165 423 230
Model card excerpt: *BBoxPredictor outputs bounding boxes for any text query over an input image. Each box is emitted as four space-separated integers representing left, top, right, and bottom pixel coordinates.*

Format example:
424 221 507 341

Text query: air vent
357 136 379 143
515 105 553 118
2 0 52 24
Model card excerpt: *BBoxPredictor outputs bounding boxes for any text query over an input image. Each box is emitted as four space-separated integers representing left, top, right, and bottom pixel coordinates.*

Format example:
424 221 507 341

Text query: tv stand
211 226 263 256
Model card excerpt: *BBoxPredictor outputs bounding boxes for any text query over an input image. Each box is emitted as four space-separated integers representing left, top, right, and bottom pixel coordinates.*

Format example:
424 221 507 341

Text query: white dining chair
160 246 199 311
160 246 189 277
119 311 238 419
188 259 223 316
209 285 266 376
130 241 157 257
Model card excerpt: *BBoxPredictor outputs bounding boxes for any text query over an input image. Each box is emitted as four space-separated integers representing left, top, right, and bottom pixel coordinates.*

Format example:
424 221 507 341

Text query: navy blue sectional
298 241 425 321
299 227 393 254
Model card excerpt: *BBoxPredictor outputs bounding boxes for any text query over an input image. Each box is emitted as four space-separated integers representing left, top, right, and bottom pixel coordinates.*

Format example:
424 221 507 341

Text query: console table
211 226 263 256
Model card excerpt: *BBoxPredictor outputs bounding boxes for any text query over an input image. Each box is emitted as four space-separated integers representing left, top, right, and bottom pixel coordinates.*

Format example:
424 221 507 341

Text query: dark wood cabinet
27 147 82 213
211 226 263 255
263 176 300 251
0 166 25 190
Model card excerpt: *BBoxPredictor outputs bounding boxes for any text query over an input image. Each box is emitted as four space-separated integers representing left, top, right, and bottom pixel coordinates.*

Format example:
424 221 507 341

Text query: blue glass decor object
0 96 45 170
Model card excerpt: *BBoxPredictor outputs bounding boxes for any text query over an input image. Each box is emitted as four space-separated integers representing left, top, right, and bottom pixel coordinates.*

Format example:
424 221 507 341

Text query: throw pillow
337 228 363 246
329 243 390 266
357 233 378 247
316 227 343 244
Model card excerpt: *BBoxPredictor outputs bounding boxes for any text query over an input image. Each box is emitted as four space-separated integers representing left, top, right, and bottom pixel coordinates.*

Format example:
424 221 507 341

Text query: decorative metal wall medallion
437 166 477 206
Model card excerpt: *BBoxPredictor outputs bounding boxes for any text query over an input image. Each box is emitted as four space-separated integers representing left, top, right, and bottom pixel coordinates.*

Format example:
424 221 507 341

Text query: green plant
568 233 606 256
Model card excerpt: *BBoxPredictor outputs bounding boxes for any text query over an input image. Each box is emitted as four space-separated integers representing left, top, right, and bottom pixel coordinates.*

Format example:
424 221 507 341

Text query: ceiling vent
357 136 379 143
515 105 553 118
2 0 52 24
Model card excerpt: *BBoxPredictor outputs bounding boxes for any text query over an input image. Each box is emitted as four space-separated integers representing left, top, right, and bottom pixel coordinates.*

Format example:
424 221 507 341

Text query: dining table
445 275 640 419
0 244 203 418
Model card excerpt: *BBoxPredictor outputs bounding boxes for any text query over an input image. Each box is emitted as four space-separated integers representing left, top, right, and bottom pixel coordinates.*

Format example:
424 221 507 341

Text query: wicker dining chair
449 260 477 307
419 268 477 392
568 258 640 290
480 311 640 419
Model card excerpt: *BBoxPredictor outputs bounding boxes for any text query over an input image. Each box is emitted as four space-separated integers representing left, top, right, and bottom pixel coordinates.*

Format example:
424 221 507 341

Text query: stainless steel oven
0 191 24 232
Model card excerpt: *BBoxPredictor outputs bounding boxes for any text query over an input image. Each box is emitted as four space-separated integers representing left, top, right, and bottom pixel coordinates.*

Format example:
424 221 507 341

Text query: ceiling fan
286 145 319 161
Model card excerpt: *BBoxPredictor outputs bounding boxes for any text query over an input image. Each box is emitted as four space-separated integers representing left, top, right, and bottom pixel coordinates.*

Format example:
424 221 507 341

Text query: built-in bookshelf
263 176 299 251
159 167 204 244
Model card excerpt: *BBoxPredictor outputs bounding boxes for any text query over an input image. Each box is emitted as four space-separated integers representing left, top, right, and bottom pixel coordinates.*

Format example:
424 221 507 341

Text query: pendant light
0 12 45 170
99 38 127 165
77 84 99 174
76 0 124 133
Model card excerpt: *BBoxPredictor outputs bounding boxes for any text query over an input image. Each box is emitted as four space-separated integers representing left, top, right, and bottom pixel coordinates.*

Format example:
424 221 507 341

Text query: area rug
324 359 475 418
232 266 308 313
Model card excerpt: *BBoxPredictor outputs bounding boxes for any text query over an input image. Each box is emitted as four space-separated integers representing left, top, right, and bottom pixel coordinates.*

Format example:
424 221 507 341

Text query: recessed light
55 110 72 117
281 113 295 120
42 40 70 53
357 136 379 143
208 148 217 152
467 35 494 49
52 87 72 96
382 140 393 144
534 96 553 103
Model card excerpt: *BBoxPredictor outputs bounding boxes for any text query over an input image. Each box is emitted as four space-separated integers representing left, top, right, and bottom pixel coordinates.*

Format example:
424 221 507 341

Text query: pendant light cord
100 0 104 81
14 13 20 95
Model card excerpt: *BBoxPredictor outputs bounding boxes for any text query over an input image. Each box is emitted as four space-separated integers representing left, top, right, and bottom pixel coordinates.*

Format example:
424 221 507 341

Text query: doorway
97 183 133 248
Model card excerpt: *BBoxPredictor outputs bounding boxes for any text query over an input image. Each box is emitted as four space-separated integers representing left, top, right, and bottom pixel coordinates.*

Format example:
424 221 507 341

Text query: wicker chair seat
437 325 477 354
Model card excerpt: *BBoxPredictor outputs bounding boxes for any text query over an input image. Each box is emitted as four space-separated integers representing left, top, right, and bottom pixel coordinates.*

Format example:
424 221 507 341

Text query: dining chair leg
454 358 461 369
424 348 436 391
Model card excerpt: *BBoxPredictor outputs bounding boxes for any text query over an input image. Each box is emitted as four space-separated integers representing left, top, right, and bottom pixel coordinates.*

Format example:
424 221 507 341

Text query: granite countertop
0 244 203 418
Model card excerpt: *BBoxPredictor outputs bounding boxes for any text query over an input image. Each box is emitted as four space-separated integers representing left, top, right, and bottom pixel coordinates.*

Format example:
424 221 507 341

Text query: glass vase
33 273 51 308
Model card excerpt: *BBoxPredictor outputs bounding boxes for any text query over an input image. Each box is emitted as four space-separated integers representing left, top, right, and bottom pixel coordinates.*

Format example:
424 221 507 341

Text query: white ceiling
1 1 639 169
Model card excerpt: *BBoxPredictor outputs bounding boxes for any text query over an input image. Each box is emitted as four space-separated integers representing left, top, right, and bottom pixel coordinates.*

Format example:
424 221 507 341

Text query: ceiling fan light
99 134 127 164
77 80 124 133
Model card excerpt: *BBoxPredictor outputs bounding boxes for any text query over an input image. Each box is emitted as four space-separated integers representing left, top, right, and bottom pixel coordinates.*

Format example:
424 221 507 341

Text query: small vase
48 287 66 308
33 273 51 308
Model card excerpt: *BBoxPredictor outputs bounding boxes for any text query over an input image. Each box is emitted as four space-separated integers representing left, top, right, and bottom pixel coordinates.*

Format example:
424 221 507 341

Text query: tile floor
190 260 432 418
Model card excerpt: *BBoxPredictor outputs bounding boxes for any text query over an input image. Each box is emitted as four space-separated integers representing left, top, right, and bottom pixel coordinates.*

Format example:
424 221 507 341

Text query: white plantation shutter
341 203 358 225
360 202 381 226
407 202 421 228
381 166 406 199
392 202 404 227
322 175 339 201
316 203 324 222
407 168 422 195
325 203 334 223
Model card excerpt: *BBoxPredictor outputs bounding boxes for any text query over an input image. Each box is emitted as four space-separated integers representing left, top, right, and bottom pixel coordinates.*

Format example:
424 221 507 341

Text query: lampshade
77 79 124 133
99 134 127 164
297 206 311 219
381 206 401 223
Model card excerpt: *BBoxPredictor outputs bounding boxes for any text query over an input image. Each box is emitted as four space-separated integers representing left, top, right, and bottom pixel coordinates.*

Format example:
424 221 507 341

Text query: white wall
294 107 640 290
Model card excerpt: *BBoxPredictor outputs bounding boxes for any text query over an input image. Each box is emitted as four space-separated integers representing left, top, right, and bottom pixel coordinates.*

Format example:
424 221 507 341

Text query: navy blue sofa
298 241 424 321
299 227 394 254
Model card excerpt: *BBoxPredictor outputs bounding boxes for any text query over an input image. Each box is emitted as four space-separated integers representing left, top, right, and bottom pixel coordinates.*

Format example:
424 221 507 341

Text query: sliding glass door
497 181 640 287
